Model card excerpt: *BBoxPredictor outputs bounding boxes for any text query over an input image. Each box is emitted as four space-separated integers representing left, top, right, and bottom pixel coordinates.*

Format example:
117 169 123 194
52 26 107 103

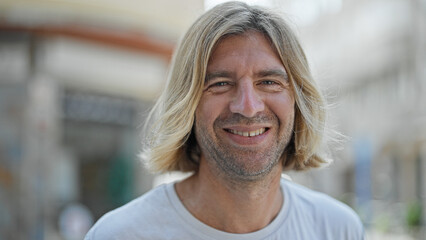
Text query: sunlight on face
195 32 295 181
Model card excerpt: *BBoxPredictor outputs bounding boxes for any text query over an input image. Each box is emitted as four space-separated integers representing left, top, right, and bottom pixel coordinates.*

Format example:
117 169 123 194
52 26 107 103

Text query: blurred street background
0 0 425 239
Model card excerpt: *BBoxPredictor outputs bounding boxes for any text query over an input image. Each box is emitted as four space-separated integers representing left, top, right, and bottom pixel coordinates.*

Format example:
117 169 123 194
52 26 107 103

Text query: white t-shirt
85 178 364 240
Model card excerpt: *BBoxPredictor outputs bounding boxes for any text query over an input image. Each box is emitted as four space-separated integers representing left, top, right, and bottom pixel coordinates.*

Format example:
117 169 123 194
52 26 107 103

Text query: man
85 1 364 239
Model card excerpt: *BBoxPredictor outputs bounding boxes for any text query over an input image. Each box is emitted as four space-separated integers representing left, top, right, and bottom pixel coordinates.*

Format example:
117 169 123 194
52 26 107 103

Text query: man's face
194 31 295 181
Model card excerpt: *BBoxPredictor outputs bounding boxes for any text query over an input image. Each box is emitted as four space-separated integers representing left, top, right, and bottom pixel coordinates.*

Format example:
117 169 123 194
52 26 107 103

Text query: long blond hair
141 1 328 173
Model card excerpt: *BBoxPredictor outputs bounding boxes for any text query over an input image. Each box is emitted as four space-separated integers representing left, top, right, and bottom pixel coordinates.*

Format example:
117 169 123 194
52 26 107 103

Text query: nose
229 79 265 117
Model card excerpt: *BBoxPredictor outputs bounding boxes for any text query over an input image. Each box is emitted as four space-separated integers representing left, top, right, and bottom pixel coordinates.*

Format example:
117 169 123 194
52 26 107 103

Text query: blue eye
262 80 276 85
206 81 232 93
257 80 285 92
214 82 229 86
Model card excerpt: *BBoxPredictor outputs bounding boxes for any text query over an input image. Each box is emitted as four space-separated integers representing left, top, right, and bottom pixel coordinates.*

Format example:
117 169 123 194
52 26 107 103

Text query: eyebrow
255 69 288 81
205 69 288 83
205 71 233 83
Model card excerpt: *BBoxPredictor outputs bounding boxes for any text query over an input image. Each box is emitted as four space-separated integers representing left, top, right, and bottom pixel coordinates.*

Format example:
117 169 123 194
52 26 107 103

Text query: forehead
207 31 283 72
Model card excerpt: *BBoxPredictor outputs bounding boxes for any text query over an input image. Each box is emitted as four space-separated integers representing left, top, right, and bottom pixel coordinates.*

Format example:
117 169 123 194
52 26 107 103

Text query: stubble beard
195 113 294 183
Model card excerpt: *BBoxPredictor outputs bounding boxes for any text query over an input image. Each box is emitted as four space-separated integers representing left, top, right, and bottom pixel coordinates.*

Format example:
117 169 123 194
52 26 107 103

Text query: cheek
196 95 228 125
266 93 295 123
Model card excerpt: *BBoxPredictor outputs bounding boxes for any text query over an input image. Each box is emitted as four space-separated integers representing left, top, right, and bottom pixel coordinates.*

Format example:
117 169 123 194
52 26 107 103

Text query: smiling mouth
225 128 267 137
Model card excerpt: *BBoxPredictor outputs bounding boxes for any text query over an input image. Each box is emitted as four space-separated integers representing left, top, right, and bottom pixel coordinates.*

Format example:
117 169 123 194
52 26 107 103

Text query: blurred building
0 1 203 239
286 0 426 237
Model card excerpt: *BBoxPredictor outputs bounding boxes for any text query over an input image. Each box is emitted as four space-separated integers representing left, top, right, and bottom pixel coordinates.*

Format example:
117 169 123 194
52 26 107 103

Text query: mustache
215 113 276 126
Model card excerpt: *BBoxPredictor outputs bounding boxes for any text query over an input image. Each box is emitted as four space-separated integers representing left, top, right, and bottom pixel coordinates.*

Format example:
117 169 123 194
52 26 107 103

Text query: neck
175 159 283 233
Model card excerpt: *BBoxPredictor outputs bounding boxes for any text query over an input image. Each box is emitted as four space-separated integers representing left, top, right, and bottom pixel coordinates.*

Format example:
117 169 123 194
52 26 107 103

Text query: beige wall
0 0 204 40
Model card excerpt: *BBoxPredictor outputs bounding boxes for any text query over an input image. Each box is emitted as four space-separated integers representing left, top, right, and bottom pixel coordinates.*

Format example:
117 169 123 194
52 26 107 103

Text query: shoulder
283 179 364 239
84 183 172 240
283 178 360 219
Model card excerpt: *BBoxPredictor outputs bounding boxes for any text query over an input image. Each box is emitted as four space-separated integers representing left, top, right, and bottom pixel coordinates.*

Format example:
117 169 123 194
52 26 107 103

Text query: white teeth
229 128 266 137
